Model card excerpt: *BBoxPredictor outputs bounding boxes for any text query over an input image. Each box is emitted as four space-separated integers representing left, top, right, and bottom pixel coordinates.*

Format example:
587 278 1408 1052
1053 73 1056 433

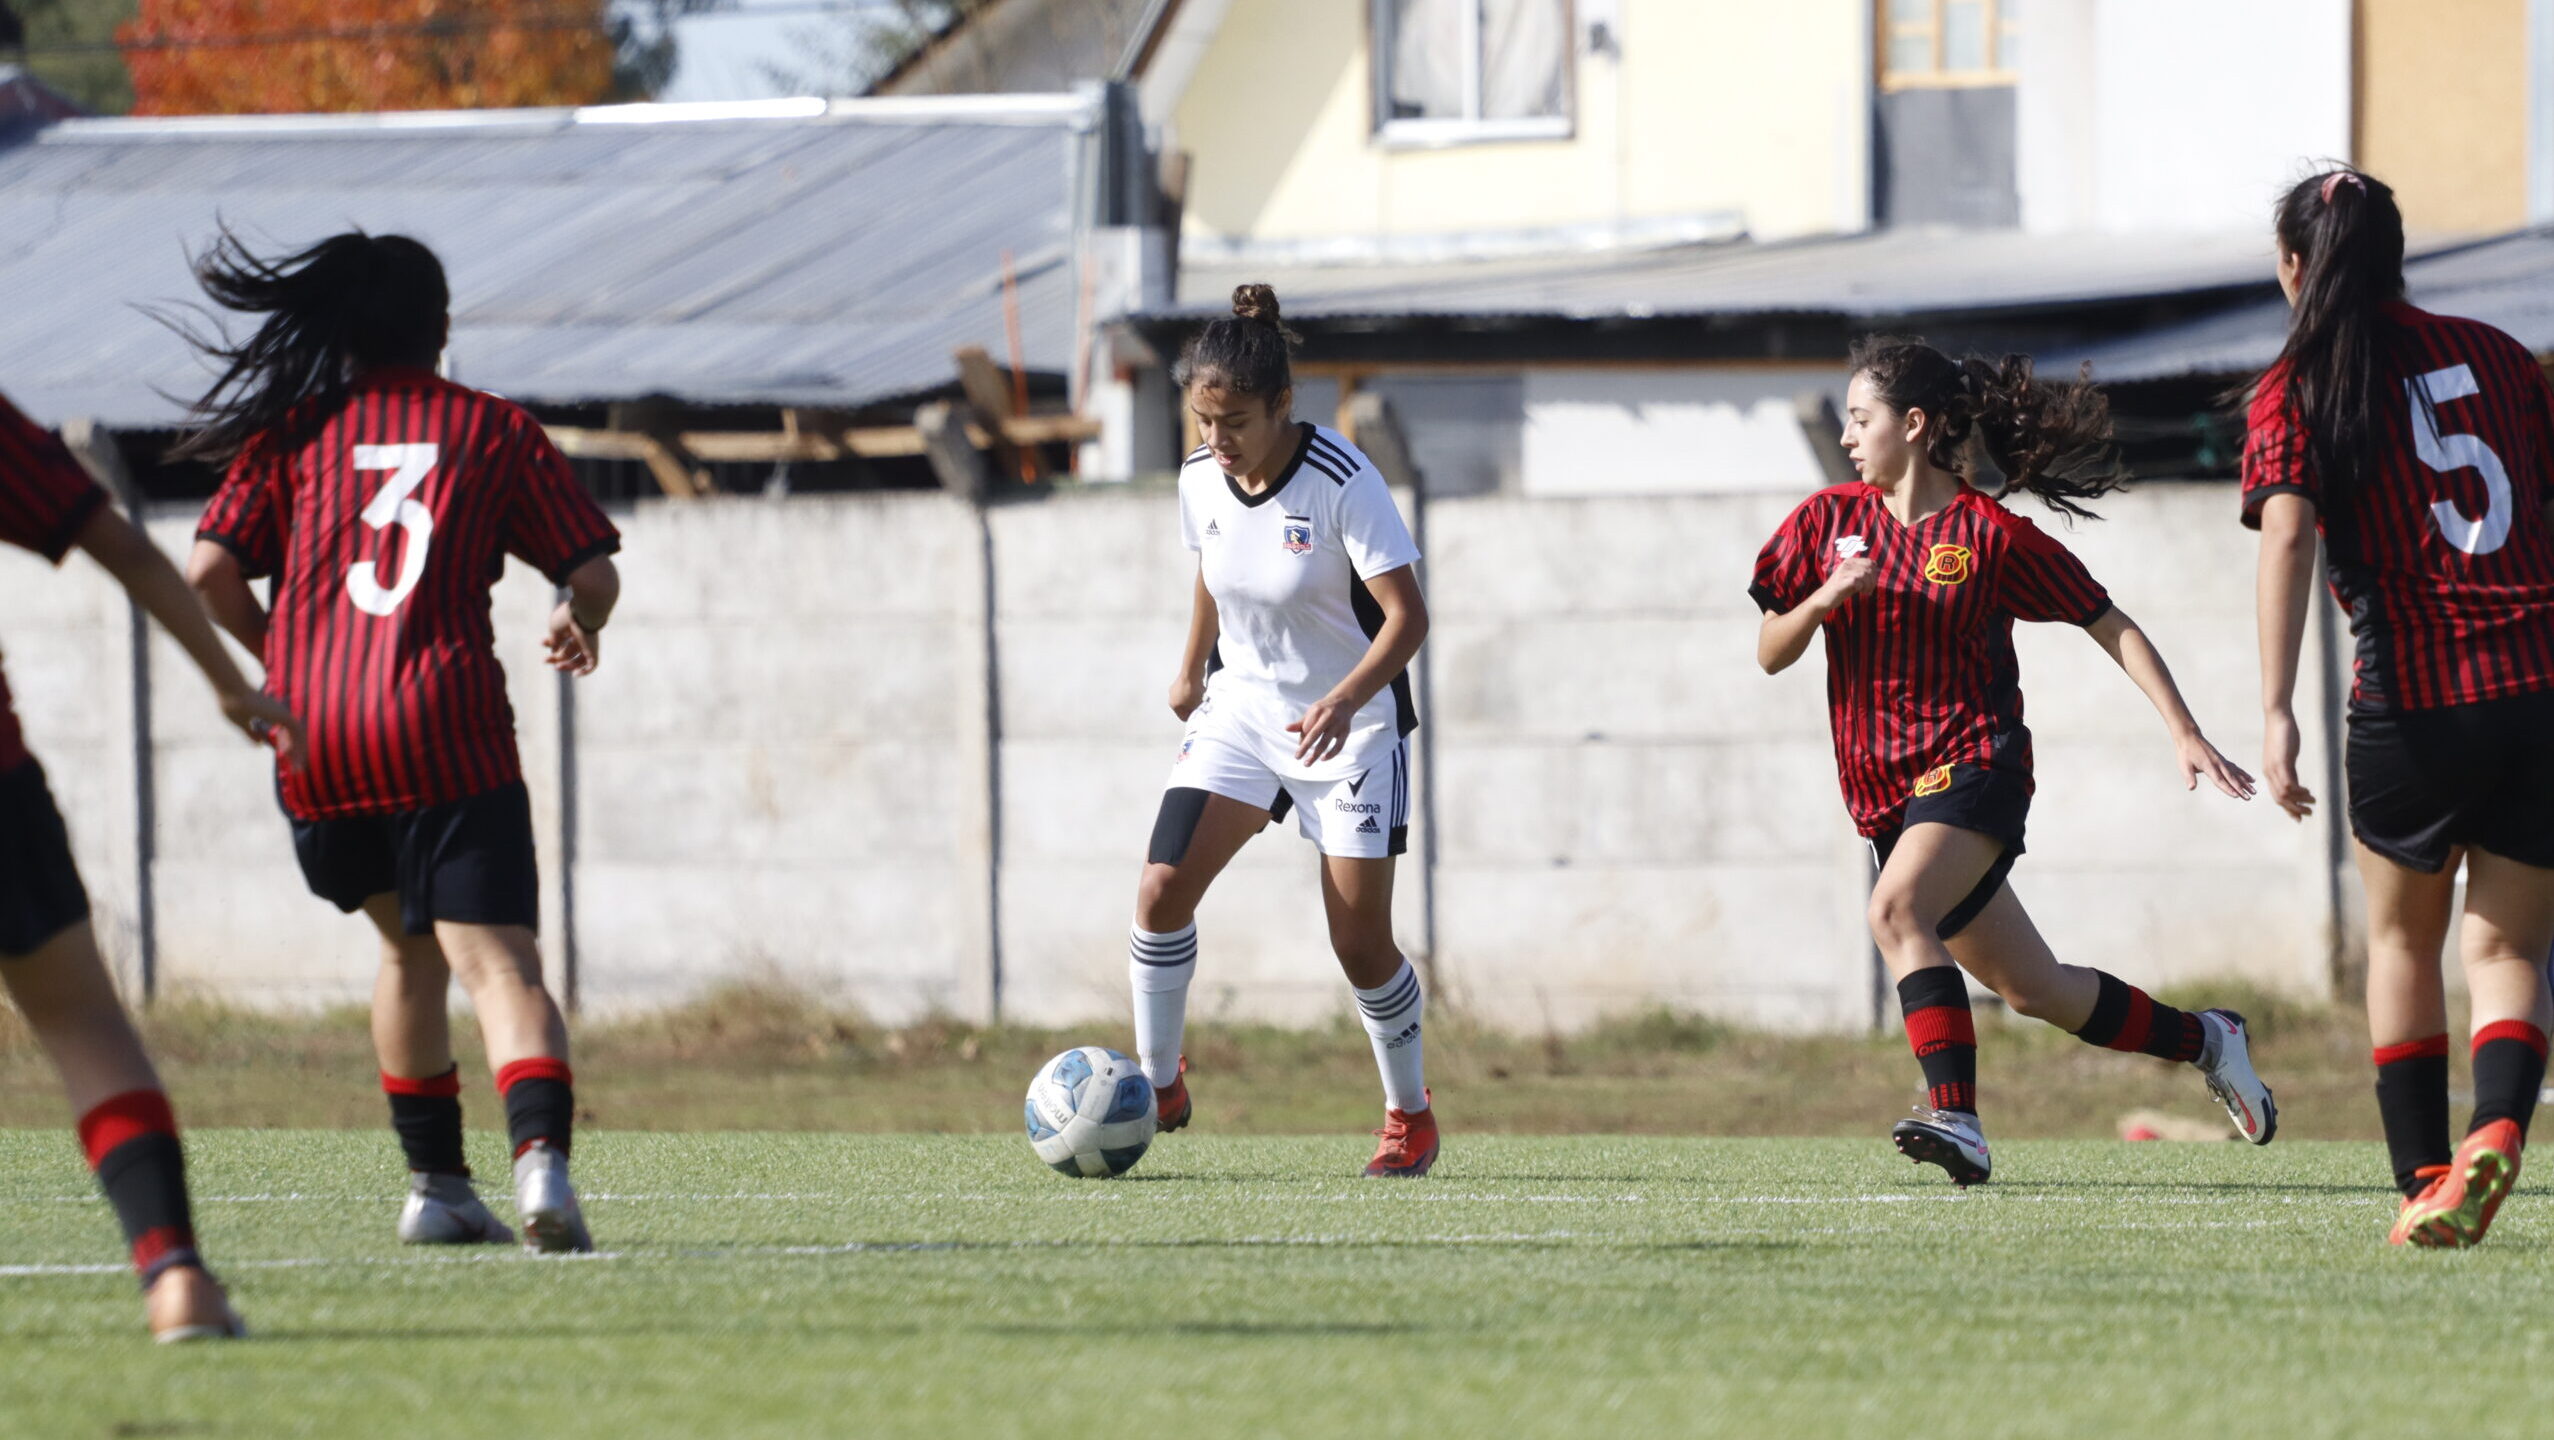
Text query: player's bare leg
1320 853 1435 1177
438 921 586 1252
3 922 239 1340
1868 824 2003 1184
2355 845 2462 1243
1131 791 1269 1130
360 896 511 1246
2402 849 2554 1247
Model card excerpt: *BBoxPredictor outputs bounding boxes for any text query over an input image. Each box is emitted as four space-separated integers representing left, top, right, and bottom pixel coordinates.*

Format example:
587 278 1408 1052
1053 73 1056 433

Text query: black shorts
290 781 540 937
1869 762 2032 942
0 759 91 958
2347 690 2554 873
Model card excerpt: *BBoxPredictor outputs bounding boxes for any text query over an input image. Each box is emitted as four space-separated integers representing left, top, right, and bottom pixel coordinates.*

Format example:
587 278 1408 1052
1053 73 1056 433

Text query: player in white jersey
1126 284 1439 1177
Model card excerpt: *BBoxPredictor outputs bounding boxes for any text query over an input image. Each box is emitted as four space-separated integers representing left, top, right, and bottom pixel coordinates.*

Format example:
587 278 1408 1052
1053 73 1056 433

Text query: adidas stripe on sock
1130 923 1197 1090
1354 960 1427 1114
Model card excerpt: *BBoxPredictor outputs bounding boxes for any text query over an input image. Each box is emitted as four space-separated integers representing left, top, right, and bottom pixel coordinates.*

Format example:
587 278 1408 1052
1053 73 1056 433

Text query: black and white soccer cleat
2197 1009 2278 1144
1893 1106 1992 1187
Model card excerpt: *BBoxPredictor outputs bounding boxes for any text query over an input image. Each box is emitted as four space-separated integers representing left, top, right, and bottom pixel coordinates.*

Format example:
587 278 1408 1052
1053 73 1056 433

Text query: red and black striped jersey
0 393 110 776
2242 303 2554 712
1751 483 2113 837
197 369 618 820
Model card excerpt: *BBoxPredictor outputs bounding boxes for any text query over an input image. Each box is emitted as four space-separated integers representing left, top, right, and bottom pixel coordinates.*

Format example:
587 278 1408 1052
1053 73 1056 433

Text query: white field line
0 1190 2388 1208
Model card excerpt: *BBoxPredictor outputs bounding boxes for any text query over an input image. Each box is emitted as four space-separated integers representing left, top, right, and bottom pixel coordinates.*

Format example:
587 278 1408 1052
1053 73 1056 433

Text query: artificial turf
5 1131 2550 1438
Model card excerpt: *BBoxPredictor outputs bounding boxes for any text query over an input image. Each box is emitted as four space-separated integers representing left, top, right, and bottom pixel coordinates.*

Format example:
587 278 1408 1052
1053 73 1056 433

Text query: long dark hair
168 228 450 464
1172 283 1298 404
2260 167 2408 509
1849 335 2129 521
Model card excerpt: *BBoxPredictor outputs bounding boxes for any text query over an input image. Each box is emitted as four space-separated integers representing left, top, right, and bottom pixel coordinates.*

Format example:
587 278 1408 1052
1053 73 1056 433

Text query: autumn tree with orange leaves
121 1 626 116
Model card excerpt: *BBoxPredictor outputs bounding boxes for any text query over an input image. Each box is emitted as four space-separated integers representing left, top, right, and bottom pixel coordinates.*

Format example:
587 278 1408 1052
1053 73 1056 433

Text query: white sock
1354 959 1427 1113
1129 923 1197 1089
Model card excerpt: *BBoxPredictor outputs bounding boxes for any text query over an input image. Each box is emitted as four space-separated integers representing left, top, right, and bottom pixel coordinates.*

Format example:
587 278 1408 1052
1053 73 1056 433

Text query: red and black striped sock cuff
2473 1021 2550 1059
494 1057 574 1095
381 1065 463 1097
2374 1033 2452 1066
77 1089 178 1169
1904 1004 1977 1057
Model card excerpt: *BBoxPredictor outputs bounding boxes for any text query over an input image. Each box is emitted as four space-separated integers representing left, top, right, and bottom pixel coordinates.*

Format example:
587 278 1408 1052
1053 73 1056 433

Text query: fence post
922 402 1005 1024
60 419 157 1004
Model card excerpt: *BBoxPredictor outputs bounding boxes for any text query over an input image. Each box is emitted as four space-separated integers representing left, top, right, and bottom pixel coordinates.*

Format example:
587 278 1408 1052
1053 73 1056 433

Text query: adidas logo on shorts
1356 816 1380 835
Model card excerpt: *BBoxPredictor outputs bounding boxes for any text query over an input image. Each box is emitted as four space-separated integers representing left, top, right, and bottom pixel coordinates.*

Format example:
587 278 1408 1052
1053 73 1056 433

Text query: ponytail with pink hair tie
2321 170 2366 205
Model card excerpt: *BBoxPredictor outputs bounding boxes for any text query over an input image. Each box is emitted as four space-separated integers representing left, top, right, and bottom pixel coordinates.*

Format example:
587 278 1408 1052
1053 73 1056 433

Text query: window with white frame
1374 0 1573 145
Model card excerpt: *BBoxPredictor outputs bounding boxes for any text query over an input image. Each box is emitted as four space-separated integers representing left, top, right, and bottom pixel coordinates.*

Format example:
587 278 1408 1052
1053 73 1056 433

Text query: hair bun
1232 282 1283 326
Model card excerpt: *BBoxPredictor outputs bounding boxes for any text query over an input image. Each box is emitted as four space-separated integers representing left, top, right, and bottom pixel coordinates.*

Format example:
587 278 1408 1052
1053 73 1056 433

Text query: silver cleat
1892 1106 1992 1187
2198 1009 2278 1144
398 1171 516 1246
512 1141 593 1254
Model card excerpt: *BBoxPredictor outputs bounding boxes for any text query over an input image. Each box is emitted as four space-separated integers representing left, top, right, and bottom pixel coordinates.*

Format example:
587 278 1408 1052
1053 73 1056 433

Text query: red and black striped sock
2373 1034 2452 1197
495 1057 574 1158
2072 971 2206 1064
1897 968 1978 1115
2468 1021 2549 1138
382 1066 469 1176
76 1090 201 1286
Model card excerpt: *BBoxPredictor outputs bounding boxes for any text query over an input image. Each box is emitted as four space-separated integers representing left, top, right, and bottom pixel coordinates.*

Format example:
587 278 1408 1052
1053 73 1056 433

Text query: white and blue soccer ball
1025 1046 1156 1178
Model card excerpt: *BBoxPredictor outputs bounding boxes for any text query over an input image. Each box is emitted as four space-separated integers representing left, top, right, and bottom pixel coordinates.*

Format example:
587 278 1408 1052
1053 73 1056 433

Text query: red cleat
2403 1119 2525 1249
2388 1167 2451 1247
1153 1056 1192 1133
1363 1093 1439 1178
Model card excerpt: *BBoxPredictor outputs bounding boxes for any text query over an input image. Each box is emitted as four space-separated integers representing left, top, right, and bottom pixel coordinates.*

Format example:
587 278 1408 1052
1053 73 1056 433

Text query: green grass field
7 1130 2553 1439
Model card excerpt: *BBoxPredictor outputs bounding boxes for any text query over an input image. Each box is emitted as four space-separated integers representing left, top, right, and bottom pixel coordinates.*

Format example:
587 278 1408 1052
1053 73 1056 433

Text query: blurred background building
0 1 2548 1031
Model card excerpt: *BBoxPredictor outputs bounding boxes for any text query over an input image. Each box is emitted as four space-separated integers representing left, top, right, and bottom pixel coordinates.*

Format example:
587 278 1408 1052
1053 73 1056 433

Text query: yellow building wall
2356 0 2529 234
1171 0 1867 248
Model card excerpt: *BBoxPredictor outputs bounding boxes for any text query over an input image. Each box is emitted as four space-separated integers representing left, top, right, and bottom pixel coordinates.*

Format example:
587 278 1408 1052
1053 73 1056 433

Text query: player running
1753 336 2277 1186
1 391 301 1338
177 231 621 1252
2246 169 2554 1248
1127 284 1437 1177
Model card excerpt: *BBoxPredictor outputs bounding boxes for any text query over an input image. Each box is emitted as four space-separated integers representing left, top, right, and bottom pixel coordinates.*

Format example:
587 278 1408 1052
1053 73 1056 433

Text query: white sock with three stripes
1353 959 1428 1113
1129 923 1197 1090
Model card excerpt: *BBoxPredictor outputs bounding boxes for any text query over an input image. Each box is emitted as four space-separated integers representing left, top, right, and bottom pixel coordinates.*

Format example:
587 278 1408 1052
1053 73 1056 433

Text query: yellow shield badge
1911 765 1956 798
1921 543 1974 585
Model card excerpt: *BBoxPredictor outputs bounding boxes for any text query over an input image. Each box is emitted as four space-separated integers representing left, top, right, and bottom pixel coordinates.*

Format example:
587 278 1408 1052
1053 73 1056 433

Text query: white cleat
2198 1009 2278 1144
1892 1107 1992 1187
512 1141 593 1254
398 1171 516 1246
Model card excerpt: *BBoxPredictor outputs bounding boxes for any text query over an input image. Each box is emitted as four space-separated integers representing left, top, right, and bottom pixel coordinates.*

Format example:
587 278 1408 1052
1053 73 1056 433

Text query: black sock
496 1058 575 1158
78 1090 201 1286
1897 969 1978 1115
2073 971 2206 1064
383 1066 469 1176
2469 1022 2550 1137
2373 1035 2452 1198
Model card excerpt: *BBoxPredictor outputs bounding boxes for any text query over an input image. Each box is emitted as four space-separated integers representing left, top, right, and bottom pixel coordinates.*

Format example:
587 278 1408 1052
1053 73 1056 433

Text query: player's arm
2252 492 2321 820
2084 606 2253 801
1287 564 1426 764
1757 558 1873 674
183 539 270 655
544 554 620 678
87 514 301 764
1169 562 1218 721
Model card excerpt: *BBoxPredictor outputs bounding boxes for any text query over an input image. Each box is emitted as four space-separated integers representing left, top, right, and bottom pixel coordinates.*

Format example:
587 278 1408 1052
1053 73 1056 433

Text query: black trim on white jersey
1224 424 1313 509
1303 432 1354 485
1349 571 1421 738
1186 444 1210 464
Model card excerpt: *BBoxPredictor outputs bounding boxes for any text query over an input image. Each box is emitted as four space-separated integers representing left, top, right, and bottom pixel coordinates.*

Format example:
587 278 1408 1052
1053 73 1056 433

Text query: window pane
1385 0 1467 121
1889 0 1935 22
1887 32 1935 75
1943 0 1988 70
1998 17 2020 69
1480 0 1568 120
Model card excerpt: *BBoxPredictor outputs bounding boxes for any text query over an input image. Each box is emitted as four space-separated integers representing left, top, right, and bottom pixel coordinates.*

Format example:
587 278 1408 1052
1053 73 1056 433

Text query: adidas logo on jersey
1356 815 1381 835
1203 519 1221 537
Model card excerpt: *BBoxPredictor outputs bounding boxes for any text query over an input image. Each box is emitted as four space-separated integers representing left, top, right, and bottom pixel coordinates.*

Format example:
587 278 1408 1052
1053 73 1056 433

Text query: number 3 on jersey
2407 365 2513 557
348 443 437 616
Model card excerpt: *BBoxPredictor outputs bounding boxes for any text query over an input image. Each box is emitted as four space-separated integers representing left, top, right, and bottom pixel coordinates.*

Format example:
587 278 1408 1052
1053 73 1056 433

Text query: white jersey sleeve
1178 453 1205 552
1335 466 1420 580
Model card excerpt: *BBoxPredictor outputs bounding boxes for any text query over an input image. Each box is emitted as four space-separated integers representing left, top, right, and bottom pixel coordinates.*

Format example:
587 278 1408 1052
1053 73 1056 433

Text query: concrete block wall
0 481 2349 1031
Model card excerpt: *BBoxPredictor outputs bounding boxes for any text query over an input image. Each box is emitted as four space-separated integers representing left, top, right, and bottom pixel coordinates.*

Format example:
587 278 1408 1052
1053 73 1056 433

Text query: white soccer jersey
1179 422 1422 740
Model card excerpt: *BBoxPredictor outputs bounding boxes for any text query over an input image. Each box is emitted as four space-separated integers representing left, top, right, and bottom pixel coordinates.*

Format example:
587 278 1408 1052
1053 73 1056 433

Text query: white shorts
1160 695 1411 859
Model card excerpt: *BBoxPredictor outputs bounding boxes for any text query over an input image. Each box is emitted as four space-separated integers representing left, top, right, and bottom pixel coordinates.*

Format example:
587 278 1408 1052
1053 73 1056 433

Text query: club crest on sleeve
1834 535 1867 558
1911 765 1956 798
1922 543 1974 585
1281 516 1313 554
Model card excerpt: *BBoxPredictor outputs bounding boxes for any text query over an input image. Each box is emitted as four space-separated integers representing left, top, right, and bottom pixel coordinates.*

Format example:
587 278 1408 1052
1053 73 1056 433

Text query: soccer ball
1024 1046 1157 1178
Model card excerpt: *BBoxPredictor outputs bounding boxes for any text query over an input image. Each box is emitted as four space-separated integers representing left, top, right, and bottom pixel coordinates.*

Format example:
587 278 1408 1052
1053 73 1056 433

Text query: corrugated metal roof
0 95 1097 427
2050 228 2554 383
1167 227 2291 325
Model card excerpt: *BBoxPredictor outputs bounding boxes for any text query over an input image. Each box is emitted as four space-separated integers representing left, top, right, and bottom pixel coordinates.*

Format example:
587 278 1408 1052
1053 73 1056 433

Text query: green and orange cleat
1153 1056 1192 1133
1364 1093 1439 1178
2391 1119 2524 1249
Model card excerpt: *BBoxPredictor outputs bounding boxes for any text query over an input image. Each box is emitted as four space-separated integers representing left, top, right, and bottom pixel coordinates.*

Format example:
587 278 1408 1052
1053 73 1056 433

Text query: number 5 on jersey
2408 365 2513 557
348 443 437 616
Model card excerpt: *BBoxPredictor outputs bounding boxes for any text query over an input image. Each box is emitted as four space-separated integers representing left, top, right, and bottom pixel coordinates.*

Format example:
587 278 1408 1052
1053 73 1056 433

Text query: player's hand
1169 672 1206 722
220 688 306 772
2260 708 2316 820
1286 692 1354 764
1812 556 1878 612
545 601 601 676
2175 729 2256 801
